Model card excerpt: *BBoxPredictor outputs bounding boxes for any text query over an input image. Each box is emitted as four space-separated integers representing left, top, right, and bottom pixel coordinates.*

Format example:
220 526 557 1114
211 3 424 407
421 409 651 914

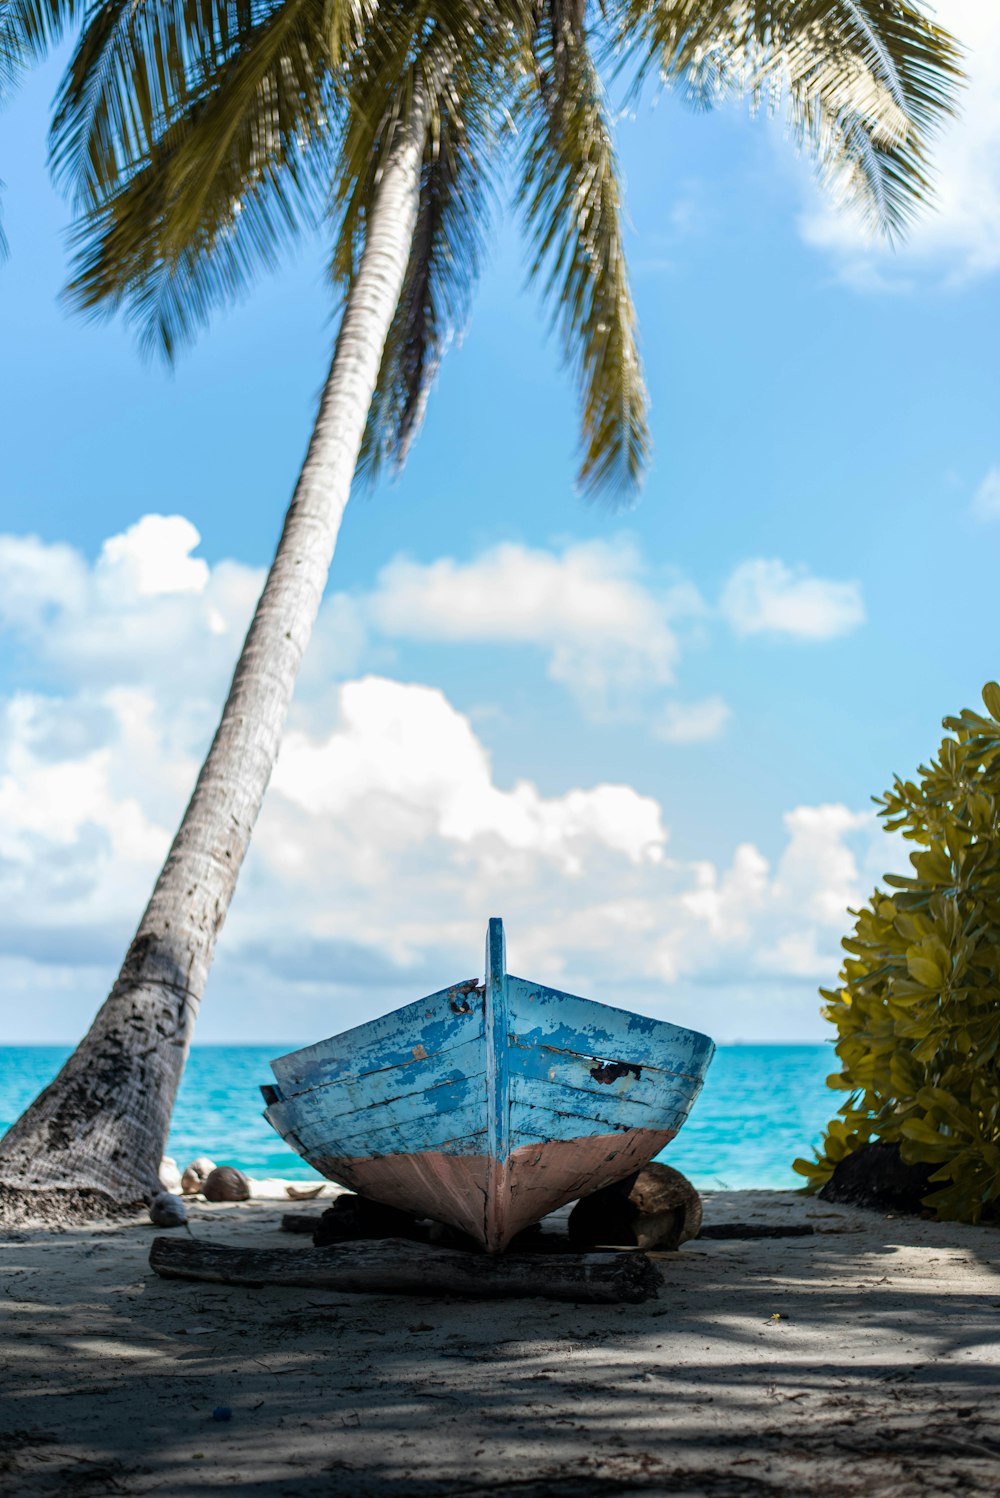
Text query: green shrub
794 683 1000 1222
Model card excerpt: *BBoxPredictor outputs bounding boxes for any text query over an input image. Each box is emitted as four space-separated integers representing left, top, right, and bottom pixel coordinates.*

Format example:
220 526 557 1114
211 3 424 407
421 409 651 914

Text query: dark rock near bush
202 1166 251 1202
568 1163 702 1251
819 1142 935 1214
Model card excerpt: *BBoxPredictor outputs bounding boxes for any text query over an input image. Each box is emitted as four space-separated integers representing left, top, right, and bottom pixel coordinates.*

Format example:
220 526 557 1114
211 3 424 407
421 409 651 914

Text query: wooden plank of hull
271 983 483 1097
311 1145 489 1244
267 1067 483 1147
273 1034 486 1123
507 975 714 1078
311 1125 674 1253
268 1097 489 1163
509 1077 694 1136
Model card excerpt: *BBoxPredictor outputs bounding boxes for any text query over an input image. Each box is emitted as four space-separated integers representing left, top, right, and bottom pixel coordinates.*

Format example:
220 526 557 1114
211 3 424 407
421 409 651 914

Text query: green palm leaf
1 0 80 63
51 0 370 205
615 1 964 239
346 5 513 476
519 2 649 498
67 0 337 355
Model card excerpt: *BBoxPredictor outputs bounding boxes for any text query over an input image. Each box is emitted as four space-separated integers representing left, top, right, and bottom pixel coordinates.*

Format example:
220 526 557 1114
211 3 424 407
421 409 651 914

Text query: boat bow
263 918 714 1251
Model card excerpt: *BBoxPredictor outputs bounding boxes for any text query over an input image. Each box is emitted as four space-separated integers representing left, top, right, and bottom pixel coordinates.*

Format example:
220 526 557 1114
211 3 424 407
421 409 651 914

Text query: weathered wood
281 1212 323 1234
697 1223 815 1240
149 1236 661 1303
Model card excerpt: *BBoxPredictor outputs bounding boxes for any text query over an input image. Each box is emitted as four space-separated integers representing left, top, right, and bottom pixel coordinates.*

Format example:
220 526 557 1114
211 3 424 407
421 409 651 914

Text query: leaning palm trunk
0 94 430 1218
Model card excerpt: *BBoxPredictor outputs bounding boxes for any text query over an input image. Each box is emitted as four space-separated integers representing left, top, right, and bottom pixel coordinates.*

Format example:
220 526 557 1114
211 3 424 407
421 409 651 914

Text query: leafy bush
794 684 1000 1222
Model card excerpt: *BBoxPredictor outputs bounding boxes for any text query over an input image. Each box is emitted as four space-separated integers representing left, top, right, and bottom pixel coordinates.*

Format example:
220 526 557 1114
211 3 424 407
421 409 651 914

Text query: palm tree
0 0 961 1218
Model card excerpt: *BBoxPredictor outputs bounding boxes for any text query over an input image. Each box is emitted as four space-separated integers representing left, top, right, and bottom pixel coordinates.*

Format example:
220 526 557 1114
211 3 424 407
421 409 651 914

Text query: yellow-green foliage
794 684 1000 1222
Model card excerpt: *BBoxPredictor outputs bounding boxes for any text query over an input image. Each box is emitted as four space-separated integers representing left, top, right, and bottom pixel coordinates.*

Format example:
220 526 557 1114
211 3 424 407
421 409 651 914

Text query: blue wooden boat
261 919 714 1252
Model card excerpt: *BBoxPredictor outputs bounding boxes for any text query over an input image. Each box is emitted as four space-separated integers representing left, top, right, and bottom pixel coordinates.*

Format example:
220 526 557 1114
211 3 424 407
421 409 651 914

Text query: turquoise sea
0 1044 838 1191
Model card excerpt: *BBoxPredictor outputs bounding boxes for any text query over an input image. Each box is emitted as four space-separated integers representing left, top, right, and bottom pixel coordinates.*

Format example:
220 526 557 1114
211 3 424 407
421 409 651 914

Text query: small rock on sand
159 1157 183 1194
181 1157 217 1195
203 1167 251 1202
149 1192 188 1228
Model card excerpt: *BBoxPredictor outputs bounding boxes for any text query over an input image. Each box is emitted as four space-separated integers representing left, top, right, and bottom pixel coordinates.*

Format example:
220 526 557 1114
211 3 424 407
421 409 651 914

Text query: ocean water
0 1043 837 1191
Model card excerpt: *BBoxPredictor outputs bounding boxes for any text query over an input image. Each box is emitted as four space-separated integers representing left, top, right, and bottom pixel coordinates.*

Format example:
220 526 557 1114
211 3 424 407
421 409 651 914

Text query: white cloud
720 558 865 640
0 689 173 964
271 677 667 874
0 516 264 695
799 2 1000 286
654 695 731 744
366 539 684 712
358 540 859 716
970 466 1000 521
252 686 882 1031
97 514 210 598
0 534 87 632
771 804 874 924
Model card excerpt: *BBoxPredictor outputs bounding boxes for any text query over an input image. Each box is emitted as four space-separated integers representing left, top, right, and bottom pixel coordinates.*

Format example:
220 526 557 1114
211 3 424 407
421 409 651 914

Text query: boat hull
263 920 714 1252
311 1126 676 1248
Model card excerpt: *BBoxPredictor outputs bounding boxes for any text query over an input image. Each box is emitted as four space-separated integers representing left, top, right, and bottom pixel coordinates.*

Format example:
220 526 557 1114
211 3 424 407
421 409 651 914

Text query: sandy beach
2 1189 999 1497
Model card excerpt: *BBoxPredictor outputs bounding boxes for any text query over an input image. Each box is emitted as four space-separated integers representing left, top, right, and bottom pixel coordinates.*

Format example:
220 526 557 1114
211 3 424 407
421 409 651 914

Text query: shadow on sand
2 1192 999 1497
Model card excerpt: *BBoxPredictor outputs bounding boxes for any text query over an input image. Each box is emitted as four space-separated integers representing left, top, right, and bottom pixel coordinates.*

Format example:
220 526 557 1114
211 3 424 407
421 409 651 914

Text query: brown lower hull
311 1125 674 1252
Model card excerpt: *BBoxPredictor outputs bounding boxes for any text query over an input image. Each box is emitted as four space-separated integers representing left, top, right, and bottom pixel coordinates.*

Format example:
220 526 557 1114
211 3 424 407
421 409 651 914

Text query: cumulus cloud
248 681 883 1037
798 2 1000 286
970 467 1000 521
354 540 859 716
0 515 263 694
271 677 667 875
720 559 865 640
0 689 172 968
366 539 684 713
98 515 210 598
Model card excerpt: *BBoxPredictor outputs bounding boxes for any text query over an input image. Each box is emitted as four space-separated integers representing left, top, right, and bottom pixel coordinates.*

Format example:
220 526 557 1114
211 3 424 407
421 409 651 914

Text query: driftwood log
697 1223 815 1239
149 1235 660 1303
281 1212 321 1235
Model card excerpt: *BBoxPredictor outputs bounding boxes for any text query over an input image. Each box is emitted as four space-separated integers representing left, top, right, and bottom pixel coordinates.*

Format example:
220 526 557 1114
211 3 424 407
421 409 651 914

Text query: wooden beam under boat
149 1236 662 1303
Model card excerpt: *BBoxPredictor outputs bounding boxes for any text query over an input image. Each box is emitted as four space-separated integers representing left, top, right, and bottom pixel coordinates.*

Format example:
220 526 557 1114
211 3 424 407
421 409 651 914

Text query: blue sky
1 3 998 1045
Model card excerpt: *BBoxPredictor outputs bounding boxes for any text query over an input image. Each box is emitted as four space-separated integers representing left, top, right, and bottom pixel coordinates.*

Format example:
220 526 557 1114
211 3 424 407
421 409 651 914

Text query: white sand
2 1189 999 1496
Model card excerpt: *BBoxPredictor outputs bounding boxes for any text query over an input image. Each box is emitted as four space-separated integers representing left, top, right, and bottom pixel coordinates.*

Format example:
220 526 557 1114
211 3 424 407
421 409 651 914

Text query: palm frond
66 0 336 356
327 0 519 477
1 0 80 65
350 5 513 477
357 108 491 477
519 1 649 499
51 0 255 204
1 4 23 96
0 1 29 257
52 0 369 206
614 0 964 240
